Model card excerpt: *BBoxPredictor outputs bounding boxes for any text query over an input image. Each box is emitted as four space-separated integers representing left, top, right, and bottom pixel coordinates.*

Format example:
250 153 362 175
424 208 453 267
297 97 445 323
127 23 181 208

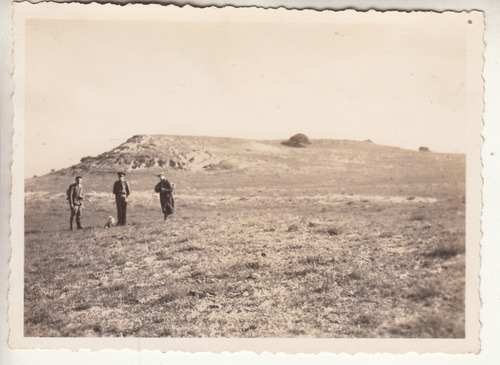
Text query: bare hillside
54 135 463 180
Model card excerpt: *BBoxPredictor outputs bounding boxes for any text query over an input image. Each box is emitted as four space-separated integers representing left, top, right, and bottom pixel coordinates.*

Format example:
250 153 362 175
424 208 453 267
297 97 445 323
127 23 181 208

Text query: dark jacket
113 180 130 197
155 179 173 195
69 183 84 207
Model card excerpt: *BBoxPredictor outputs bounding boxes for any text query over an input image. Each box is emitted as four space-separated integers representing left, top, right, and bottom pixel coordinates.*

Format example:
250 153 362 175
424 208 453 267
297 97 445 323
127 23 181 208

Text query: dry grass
24 143 466 338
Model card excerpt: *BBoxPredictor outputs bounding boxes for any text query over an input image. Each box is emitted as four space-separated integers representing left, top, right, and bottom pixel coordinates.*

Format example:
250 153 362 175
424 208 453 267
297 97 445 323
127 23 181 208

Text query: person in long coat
113 172 130 226
154 173 174 221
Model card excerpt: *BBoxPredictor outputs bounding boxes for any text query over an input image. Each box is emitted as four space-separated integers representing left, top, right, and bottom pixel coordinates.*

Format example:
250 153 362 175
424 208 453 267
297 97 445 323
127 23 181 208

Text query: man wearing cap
113 172 130 226
68 176 84 230
154 173 175 221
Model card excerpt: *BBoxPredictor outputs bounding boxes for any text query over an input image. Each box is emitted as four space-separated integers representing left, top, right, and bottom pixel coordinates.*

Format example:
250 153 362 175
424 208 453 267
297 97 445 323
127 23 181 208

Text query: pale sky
24 9 473 177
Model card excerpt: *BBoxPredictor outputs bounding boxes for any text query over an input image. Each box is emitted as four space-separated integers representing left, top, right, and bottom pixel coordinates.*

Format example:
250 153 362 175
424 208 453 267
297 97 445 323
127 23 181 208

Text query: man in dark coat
68 176 84 230
113 172 130 226
154 173 174 221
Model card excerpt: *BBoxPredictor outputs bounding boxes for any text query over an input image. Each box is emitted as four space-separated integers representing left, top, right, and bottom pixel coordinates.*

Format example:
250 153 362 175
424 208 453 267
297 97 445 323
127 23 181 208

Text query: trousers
69 203 82 229
115 195 128 226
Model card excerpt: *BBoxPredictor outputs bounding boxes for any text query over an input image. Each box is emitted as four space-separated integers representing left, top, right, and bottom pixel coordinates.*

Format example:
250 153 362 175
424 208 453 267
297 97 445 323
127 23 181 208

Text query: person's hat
117 172 126 177
75 176 83 180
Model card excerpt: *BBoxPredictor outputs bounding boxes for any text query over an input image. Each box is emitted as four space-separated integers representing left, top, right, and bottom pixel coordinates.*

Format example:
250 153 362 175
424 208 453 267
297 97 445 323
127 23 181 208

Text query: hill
53 134 463 180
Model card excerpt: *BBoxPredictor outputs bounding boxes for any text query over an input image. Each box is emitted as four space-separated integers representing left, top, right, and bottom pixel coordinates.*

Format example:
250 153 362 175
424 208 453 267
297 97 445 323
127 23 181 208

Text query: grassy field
24 139 466 338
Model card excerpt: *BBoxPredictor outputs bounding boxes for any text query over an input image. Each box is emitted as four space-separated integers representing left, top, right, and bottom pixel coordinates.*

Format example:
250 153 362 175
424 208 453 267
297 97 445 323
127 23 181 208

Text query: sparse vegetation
409 211 426 221
316 225 343 236
24 136 466 338
424 241 464 259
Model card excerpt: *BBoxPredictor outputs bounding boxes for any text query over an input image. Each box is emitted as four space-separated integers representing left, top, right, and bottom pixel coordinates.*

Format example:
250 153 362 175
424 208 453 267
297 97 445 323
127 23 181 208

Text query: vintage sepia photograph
9 2 484 353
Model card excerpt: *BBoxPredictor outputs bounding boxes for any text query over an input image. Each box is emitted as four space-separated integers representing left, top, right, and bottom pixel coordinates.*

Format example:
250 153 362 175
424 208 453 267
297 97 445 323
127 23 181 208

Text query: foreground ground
24 142 466 337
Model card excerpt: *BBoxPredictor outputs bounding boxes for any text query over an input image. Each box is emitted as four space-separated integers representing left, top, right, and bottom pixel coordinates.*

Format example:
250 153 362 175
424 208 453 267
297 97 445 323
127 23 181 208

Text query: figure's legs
160 195 167 219
163 204 171 220
166 196 174 218
160 194 174 221
76 206 83 229
116 196 123 225
69 205 75 230
121 200 127 225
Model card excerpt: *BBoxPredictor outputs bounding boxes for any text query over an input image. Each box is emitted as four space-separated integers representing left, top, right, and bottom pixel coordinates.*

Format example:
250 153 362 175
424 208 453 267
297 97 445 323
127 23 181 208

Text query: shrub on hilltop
281 133 312 148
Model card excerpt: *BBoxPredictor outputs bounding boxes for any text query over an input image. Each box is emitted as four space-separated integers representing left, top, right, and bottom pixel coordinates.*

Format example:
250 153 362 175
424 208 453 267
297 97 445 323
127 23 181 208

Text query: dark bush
282 133 311 148
419 146 430 152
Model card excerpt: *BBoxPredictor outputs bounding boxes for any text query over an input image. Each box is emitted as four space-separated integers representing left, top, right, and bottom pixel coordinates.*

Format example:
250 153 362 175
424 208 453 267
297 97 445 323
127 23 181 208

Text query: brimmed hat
117 172 126 177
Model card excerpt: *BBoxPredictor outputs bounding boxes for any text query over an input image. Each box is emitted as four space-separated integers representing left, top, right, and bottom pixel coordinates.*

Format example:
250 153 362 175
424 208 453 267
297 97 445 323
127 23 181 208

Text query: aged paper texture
10 2 484 354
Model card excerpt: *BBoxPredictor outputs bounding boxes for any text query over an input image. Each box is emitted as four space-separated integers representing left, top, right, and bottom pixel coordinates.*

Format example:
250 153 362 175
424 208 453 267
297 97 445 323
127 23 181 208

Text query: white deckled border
5 0 489 360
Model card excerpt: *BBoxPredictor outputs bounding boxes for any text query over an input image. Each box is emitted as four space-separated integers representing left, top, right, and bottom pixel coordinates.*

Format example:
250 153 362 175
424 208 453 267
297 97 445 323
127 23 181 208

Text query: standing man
68 176 84 230
154 173 174 221
113 172 130 226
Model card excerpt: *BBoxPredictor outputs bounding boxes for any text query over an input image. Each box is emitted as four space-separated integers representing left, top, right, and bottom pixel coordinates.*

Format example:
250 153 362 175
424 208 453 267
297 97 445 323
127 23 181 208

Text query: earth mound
50 134 453 177
58 135 290 175
66 135 229 173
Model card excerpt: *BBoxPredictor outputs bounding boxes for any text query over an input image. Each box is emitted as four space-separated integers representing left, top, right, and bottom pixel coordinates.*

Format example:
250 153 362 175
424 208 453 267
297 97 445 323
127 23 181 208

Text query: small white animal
104 216 115 228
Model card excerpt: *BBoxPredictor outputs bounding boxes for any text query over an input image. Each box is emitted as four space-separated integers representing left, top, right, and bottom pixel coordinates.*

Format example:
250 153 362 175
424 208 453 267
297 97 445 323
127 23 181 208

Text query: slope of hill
24 134 467 338
60 135 279 173
54 134 463 180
